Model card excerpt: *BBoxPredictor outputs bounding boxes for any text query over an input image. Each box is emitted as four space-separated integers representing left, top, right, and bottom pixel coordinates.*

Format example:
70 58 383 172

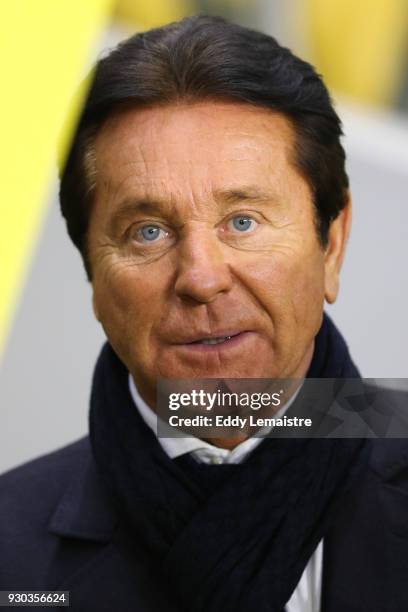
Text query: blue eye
230 216 257 232
139 225 163 242
130 223 173 249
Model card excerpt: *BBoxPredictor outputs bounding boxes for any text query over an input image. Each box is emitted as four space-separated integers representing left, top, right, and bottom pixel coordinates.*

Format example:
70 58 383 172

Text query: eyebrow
213 186 275 205
108 185 276 236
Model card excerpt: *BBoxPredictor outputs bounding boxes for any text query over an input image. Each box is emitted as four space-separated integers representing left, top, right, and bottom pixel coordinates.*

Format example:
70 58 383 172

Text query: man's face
88 101 346 406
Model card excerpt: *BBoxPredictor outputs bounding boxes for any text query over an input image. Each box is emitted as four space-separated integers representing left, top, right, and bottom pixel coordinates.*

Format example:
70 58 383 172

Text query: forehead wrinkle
95 105 302 232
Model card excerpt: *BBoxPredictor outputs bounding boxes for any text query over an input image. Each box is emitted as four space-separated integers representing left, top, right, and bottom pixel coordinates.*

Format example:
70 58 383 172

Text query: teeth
200 336 232 345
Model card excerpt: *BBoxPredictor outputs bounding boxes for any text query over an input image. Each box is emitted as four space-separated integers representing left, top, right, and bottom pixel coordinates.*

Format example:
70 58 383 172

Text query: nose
174 228 233 303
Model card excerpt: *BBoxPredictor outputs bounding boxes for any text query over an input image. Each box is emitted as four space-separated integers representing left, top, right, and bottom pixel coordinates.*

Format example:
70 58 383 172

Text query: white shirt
129 375 322 612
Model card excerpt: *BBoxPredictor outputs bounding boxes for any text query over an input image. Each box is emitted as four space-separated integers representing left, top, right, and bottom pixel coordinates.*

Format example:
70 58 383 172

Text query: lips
175 331 244 345
193 336 233 345
169 330 254 352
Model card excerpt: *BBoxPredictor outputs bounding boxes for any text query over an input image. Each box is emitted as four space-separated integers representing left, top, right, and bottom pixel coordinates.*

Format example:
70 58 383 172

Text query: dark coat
1 435 408 612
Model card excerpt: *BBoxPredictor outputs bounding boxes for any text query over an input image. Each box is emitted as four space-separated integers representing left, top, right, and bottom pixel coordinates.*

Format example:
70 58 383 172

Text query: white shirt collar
128 375 301 464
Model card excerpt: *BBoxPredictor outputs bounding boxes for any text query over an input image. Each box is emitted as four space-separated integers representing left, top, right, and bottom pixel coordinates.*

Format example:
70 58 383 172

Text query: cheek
233 243 325 323
92 267 161 347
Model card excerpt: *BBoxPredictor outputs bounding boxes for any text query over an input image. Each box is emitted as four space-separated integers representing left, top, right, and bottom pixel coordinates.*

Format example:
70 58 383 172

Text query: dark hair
59 15 349 279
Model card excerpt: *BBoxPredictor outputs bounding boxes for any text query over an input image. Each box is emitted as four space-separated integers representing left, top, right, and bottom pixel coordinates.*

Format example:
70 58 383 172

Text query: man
0 15 407 612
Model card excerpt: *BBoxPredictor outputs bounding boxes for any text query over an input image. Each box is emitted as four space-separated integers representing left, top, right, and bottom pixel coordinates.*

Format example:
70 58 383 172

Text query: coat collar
370 438 408 480
48 437 117 542
47 438 177 609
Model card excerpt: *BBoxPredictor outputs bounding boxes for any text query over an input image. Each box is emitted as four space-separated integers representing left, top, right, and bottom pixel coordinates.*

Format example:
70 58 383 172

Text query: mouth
174 330 253 351
190 333 238 345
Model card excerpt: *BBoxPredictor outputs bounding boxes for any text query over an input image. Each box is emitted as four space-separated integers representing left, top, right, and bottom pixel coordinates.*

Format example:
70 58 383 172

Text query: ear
324 193 352 304
92 290 101 322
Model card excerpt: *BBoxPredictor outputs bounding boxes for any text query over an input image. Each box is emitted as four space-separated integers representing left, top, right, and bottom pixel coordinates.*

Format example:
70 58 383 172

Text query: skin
88 101 351 447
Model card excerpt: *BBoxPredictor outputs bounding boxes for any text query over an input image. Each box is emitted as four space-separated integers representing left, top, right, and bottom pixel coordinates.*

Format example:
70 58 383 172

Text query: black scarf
89 313 368 612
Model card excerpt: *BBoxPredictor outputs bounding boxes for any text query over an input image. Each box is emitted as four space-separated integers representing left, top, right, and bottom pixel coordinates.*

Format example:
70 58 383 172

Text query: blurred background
1 0 407 473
